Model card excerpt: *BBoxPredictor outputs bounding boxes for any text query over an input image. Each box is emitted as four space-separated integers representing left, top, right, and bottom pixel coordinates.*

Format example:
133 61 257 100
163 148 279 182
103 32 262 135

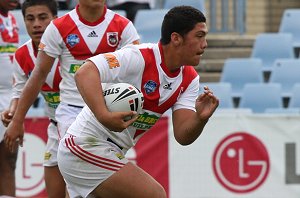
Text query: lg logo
16 133 45 197
212 132 270 193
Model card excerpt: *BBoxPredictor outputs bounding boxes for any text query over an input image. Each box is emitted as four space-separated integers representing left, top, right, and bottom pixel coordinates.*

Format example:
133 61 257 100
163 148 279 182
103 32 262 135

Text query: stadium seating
250 33 295 73
28 94 46 117
163 0 206 14
112 10 126 17
134 9 169 43
264 107 299 114
288 83 300 108
268 58 300 98
10 10 29 45
279 9 300 49
220 58 263 98
239 83 283 113
200 82 234 108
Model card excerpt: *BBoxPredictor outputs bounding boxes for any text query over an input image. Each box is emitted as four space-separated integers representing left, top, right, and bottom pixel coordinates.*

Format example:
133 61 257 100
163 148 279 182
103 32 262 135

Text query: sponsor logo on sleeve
38 42 46 50
103 53 120 69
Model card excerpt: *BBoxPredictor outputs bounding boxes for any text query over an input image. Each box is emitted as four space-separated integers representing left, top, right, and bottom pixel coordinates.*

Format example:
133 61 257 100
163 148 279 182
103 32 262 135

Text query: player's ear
171 32 182 46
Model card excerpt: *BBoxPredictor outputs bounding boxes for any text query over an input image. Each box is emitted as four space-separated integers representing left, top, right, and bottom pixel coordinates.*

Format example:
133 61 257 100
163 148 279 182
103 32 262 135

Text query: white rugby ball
103 83 144 115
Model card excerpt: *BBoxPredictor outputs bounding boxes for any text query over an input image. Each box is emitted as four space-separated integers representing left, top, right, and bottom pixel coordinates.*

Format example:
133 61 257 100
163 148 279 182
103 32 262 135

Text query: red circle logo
212 132 270 193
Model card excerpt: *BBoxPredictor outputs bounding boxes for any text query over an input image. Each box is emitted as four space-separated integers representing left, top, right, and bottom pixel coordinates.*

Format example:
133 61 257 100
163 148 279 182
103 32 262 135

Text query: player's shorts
57 134 129 197
0 91 12 142
55 102 83 139
43 120 60 166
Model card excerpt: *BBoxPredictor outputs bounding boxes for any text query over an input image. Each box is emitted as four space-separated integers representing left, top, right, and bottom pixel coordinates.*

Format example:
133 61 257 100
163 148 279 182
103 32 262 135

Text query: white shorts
0 91 11 142
55 102 83 139
57 135 129 198
43 120 60 166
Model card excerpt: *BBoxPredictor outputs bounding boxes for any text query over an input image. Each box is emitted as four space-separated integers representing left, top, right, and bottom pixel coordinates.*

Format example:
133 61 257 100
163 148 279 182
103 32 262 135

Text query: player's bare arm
4 51 55 152
75 61 138 132
172 86 219 145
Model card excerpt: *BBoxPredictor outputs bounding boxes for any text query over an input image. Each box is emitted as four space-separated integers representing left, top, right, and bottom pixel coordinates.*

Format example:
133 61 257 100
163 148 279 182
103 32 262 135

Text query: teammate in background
0 1 66 197
58 6 219 198
0 0 19 197
4 0 139 196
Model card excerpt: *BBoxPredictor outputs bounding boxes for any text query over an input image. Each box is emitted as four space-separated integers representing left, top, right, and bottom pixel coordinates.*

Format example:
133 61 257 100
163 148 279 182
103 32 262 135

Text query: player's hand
195 86 219 120
4 120 25 153
100 111 138 132
1 109 14 127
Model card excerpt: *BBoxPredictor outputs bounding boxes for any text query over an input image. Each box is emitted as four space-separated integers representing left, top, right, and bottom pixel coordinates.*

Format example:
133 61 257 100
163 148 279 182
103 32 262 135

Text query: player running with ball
58 6 219 198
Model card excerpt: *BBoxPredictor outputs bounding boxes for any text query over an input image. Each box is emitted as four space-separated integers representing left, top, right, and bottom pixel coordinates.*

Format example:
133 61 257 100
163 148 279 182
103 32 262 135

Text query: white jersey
0 12 18 93
67 43 199 152
39 6 140 107
13 40 61 120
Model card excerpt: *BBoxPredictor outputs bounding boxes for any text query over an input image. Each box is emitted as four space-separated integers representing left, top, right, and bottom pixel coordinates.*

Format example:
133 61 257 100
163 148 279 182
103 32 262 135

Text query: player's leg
44 122 67 198
91 162 167 198
0 140 18 196
58 135 166 198
44 165 66 198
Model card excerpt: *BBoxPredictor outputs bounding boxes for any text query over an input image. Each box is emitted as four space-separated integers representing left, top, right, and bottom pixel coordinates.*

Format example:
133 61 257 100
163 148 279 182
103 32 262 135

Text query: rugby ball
103 83 144 116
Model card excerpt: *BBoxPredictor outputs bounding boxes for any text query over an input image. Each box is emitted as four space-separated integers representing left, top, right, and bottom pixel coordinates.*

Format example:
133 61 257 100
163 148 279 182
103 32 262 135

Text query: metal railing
209 0 246 34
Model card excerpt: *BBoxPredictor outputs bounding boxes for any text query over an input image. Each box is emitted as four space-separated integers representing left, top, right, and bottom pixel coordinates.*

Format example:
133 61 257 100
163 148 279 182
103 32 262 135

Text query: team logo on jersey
107 32 118 47
144 80 157 95
66 34 80 47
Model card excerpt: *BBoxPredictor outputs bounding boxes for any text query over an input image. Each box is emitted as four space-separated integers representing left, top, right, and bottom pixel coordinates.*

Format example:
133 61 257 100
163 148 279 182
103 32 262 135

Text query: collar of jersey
76 4 106 26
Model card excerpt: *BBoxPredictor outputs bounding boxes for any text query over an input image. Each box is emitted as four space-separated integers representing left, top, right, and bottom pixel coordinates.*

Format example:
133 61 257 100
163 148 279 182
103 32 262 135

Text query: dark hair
160 6 206 45
21 0 58 17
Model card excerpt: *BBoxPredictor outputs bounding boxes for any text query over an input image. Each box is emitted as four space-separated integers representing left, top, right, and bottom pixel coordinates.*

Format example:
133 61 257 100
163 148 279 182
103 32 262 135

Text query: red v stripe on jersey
139 48 198 114
54 15 92 60
65 137 125 171
94 14 129 54
54 13 130 60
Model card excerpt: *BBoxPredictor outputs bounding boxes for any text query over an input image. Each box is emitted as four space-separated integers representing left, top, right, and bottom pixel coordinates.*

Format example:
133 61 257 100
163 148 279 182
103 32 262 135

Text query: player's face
180 22 208 66
24 5 56 48
0 0 19 11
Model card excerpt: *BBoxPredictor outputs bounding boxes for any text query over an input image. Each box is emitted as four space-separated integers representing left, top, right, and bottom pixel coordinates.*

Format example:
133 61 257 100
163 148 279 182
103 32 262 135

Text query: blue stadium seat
200 82 234 108
279 9 300 48
112 10 126 17
239 83 283 113
134 9 169 43
268 59 300 97
288 83 300 108
164 0 206 14
251 33 295 73
58 10 69 17
220 58 263 98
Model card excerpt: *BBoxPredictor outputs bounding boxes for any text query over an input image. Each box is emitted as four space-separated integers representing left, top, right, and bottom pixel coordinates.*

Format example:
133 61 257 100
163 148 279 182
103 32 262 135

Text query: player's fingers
8 140 15 153
124 111 138 124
